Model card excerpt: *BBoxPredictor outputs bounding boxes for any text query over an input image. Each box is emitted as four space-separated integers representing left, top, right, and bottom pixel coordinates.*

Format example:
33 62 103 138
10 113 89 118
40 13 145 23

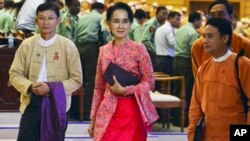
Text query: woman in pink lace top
87 2 159 141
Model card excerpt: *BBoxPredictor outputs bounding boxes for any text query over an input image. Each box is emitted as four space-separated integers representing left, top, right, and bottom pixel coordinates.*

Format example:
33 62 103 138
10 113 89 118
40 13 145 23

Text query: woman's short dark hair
206 18 232 46
106 2 133 23
36 2 60 18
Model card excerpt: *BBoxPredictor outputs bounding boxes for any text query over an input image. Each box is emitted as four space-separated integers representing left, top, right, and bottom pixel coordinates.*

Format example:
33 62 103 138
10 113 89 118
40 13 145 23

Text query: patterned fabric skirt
101 96 147 141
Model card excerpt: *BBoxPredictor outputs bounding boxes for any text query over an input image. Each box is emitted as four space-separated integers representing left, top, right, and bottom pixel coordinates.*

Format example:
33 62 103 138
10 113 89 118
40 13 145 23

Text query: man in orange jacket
191 0 250 77
188 17 250 141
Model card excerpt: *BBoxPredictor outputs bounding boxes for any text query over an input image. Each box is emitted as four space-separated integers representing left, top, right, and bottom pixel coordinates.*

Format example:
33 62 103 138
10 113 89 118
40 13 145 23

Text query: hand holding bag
104 62 140 87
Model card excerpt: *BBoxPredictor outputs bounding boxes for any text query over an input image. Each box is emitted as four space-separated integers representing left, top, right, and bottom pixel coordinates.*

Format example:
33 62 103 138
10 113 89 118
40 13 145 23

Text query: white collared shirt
16 0 45 31
155 21 176 57
212 49 232 62
37 34 57 82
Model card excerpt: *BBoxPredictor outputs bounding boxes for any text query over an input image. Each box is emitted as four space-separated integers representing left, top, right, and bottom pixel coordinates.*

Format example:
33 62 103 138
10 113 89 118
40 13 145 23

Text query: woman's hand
110 75 125 95
88 119 95 137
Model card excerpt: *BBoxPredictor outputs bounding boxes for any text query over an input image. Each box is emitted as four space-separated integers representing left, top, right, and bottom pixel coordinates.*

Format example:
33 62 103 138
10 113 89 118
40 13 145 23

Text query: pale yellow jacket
9 34 82 113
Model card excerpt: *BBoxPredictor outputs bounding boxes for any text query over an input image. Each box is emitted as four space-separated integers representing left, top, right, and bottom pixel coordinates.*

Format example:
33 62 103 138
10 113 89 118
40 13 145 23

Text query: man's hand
31 82 50 96
110 75 125 95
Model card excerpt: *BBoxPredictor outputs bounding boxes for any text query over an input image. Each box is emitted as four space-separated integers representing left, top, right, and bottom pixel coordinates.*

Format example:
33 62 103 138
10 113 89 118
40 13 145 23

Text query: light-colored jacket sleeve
124 44 155 95
9 41 33 97
61 40 82 95
123 44 158 125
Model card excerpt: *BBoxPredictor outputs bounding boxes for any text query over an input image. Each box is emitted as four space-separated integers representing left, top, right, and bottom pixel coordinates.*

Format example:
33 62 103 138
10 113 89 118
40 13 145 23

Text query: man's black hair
206 17 232 46
208 0 233 16
36 2 60 18
188 11 201 23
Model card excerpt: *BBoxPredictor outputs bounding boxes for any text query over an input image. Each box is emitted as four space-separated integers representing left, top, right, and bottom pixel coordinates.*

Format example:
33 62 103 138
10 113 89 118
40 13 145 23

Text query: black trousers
172 56 194 127
17 95 42 141
155 55 174 92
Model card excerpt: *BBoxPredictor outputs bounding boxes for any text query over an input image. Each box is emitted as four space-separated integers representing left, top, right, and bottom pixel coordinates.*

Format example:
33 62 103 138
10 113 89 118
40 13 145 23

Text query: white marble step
0 112 21 125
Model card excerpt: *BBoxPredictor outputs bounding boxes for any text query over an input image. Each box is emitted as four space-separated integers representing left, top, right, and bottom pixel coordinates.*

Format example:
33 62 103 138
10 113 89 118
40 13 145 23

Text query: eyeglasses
110 19 130 27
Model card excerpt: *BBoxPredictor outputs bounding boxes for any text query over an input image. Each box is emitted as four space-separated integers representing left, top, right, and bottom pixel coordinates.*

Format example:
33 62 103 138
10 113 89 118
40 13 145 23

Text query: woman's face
108 9 131 40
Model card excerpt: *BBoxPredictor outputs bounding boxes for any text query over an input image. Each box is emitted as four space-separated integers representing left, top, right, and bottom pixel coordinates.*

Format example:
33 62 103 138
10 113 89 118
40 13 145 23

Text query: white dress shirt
16 0 45 31
154 21 176 57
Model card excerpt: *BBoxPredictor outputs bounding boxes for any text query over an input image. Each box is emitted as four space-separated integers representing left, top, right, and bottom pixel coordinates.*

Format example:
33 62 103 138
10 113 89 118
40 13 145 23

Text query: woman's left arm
124 44 155 95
